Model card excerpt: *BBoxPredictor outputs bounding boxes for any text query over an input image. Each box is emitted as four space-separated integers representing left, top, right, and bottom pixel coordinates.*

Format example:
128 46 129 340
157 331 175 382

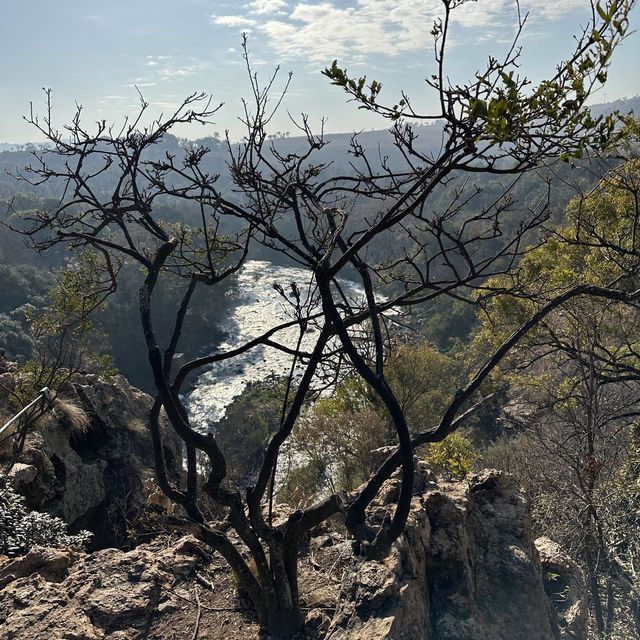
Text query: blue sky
0 0 638 143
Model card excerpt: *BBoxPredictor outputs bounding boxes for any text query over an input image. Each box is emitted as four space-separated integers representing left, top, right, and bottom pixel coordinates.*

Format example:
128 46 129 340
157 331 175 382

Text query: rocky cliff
328 466 587 640
0 362 182 548
0 462 587 639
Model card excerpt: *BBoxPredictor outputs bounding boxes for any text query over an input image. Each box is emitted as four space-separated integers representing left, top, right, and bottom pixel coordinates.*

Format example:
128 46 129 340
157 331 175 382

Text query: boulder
329 468 584 640
0 547 79 587
1 373 182 548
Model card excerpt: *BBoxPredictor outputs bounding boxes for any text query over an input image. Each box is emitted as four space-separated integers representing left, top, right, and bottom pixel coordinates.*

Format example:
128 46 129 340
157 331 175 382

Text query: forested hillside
1 97 636 385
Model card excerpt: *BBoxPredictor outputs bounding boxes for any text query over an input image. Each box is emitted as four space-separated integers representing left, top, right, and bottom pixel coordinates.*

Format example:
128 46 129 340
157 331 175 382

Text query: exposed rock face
329 465 436 639
0 547 80 588
0 536 210 640
2 372 182 548
329 467 586 640
536 537 588 640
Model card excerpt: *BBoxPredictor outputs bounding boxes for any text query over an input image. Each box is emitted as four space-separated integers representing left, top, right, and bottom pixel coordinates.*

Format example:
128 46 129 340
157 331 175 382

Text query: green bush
424 433 480 480
0 480 91 556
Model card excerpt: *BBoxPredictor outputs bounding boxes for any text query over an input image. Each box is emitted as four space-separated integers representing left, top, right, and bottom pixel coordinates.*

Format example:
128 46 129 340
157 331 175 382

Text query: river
186 259 364 432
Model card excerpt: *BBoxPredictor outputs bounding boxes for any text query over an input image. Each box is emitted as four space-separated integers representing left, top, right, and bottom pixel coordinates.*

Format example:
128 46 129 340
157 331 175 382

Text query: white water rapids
185 259 365 432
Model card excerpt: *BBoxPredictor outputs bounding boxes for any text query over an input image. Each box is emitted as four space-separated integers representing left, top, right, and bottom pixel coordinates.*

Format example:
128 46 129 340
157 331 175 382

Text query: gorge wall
329 465 587 639
0 358 182 548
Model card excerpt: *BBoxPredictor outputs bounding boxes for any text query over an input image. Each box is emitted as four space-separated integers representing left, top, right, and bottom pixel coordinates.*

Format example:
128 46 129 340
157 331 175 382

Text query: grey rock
0 536 207 640
1 372 182 548
536 537 588 640
329 469 585 640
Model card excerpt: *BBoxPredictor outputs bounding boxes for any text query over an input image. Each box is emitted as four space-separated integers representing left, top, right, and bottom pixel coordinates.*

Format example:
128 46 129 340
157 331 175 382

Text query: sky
0 0 638 143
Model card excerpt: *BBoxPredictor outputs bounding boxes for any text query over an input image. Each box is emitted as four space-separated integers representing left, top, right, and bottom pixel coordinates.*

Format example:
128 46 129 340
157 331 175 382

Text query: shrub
0 480 91 556
424 433 480 480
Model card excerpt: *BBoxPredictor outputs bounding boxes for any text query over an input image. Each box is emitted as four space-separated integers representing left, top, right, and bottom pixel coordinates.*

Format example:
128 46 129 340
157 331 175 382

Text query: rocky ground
0 536 261 640
0 530 352 640
0 467 587 640
0 359 588 638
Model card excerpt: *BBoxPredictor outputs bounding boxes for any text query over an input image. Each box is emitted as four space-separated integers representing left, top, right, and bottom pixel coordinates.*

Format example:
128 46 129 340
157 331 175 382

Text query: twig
160 583 253 613
190 587 202 640
195 570 214 590
327 547 349 579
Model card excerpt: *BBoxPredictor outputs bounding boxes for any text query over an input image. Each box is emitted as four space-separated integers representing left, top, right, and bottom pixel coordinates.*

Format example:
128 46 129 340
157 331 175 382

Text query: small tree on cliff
478 158 640 636
13 1 638 635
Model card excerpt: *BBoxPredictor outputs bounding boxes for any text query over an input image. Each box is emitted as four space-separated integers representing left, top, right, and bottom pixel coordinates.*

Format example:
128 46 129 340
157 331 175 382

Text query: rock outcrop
328 467 586 640
0 468 587 639
1 369 182 548
0 536 217 640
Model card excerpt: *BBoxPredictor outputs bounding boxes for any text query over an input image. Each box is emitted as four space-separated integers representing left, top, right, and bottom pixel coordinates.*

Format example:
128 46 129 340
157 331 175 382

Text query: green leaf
469 98 488 119
596 2 609 22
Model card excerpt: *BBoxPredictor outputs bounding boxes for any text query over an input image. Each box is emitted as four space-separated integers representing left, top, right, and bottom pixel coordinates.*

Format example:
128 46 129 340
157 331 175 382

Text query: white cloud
259 1 442 63
451 0 510 28
520 0 587 20
140 55 207 82
159 64 203 79
248 0 288 14
213 0 593 64
153 101 180 109
212 14 258 27
146 55 174 67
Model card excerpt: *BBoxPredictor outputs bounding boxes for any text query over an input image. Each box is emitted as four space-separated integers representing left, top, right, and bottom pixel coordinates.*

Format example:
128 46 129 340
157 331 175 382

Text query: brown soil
148 532 353 640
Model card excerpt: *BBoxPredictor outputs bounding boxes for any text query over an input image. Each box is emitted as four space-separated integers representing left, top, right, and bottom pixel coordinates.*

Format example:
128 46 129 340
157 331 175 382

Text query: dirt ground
148 532 354 640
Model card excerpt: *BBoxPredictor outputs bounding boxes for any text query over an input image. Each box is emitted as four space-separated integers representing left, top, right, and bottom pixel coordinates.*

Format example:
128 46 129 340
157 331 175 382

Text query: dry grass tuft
54 398 91 435
129 418 146 434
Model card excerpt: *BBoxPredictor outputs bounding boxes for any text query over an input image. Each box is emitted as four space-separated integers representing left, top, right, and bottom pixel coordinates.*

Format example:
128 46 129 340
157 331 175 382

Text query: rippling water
186 260 364 432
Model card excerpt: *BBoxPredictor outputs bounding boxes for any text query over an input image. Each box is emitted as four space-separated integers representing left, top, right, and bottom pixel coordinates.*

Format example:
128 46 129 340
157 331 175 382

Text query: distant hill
2 96 637 157
0 95 636 203
588 95 640 118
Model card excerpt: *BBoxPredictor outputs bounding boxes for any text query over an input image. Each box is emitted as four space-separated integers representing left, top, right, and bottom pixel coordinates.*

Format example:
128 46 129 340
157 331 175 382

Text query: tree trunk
261 538 305 637
264 606 305 638
604 571 615 637
587 562 605 637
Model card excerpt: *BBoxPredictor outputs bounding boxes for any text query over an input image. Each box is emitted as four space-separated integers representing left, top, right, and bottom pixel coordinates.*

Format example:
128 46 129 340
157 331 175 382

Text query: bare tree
11 1 638 635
